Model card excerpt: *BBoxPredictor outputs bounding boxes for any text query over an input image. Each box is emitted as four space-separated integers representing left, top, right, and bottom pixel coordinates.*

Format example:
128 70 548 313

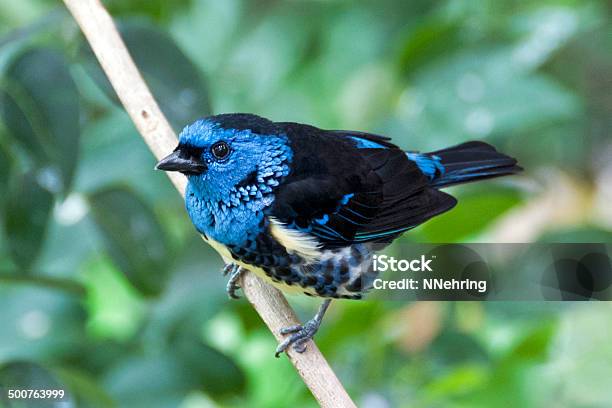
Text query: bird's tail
407 141 522 188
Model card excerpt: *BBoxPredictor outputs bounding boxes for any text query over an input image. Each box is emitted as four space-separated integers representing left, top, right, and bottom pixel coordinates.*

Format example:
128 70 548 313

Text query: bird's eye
211 141 230 160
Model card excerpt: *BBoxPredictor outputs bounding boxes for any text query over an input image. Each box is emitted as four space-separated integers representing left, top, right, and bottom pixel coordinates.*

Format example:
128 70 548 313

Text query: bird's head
156 114 292 204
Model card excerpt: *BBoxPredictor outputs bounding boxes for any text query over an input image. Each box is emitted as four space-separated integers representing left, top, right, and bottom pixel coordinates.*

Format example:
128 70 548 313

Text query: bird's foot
223 264 243 299
222 263 237 276
275 299 331 358
275 320 321 357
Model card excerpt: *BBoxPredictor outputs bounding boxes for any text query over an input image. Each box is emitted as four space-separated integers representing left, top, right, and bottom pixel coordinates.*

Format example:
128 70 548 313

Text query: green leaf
79 20 211 131
4 171 53 271
0 141 11 207
424 364 489 399
0 284 87 363
397 17 461 77
394 48 581 151
104 0 190 22
81 256 146 341
0 48 80 193
428 331 490 365
505 323 555 363
171 328 246 397
102 354 192 407
412 187 523 242
87 187 171 296
53 366 116 408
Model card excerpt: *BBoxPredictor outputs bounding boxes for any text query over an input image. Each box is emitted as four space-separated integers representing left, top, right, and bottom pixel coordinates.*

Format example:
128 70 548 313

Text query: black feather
210 113 280 135
266 122 457 248
428 141 522 188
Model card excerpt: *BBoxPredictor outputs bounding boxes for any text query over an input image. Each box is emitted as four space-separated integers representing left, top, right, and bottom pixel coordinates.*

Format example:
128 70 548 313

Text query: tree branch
61 1 356 406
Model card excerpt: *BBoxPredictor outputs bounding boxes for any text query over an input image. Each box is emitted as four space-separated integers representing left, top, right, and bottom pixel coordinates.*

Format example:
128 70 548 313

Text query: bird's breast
186 187 267 247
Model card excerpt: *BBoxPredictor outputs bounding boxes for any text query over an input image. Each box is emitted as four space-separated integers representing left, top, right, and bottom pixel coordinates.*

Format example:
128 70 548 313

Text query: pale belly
201 235 310 295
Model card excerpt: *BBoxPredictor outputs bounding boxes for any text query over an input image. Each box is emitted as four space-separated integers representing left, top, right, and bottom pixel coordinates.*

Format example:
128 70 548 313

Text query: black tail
427 141 522 188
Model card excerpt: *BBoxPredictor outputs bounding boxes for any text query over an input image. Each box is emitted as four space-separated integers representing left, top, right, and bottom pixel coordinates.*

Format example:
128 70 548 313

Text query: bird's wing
266 124 457 248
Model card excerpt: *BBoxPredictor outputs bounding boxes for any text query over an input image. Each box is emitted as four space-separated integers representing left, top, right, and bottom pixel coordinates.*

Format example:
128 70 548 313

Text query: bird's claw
223 263 237 276
280 324 303 335
224 264 243 299
275 299 331 357
275 319 320 357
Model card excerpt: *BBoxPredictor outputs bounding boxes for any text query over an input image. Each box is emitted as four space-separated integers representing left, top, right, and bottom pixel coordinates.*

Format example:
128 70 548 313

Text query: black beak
155 148 207 174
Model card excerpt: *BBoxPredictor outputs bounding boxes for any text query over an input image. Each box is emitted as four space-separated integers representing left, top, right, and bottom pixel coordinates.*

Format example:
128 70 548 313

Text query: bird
156 113 521 357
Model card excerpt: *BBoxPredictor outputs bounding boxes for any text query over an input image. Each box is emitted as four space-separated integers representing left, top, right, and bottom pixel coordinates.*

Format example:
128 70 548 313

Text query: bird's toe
225 265 244 300
222 263 238 276
279 324 302 335
275 322 318 357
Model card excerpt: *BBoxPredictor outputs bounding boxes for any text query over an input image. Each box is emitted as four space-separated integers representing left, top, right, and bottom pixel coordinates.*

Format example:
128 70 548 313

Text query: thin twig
61 1 356 406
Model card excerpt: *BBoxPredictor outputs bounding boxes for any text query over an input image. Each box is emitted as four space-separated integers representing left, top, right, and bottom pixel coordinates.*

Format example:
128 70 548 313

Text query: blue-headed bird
156 113 521 356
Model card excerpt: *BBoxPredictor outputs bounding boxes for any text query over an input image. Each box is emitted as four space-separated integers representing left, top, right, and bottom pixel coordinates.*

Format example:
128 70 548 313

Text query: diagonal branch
61 1 356 406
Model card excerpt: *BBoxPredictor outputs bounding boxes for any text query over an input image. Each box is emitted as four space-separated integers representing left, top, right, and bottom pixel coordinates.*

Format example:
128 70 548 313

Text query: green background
0 0 611 406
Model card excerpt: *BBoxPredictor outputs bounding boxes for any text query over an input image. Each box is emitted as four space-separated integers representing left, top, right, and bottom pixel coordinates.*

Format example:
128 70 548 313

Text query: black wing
266 123 457 248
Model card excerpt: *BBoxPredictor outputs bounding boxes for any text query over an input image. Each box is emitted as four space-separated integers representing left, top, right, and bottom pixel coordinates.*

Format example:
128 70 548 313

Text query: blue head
156 114 292 245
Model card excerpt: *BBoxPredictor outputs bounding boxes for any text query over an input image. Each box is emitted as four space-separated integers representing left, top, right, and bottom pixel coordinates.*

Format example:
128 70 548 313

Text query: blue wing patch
406 153 445 180
350 136 387 149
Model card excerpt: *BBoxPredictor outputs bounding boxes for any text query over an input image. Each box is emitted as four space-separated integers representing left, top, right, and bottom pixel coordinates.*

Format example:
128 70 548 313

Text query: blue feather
350 136 386 149
182 118 292 246
406 152 445 180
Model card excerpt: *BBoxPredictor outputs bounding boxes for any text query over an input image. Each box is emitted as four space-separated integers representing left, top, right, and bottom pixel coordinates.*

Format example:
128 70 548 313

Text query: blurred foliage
88 187 172 297
0 0 611 407
79 20 211 131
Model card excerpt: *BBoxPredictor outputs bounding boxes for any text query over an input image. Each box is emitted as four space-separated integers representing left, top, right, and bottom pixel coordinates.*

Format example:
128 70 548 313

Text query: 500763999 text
5 389 66 400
